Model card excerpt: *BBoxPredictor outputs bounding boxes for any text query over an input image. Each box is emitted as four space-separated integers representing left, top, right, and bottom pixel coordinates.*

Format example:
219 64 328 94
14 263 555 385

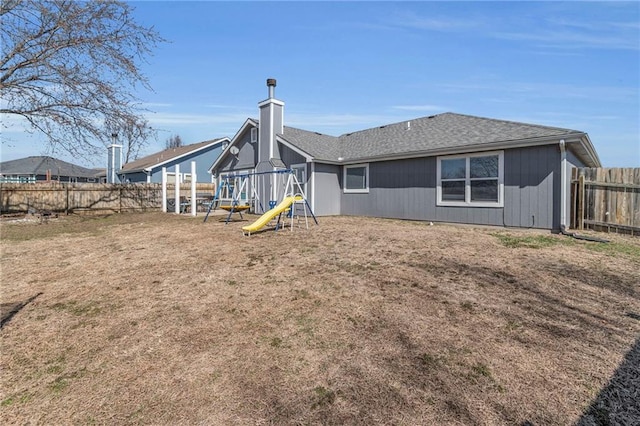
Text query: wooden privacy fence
0 182 218 214
571 168 640 235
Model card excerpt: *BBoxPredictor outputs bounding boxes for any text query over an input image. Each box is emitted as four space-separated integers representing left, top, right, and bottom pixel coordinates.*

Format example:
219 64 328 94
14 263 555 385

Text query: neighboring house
93 168 107 183
119 138 229 183
0 156 101 183
210 79 601 230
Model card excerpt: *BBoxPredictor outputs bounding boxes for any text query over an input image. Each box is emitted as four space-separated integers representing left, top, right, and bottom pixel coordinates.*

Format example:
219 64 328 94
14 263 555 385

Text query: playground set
203 169 318 235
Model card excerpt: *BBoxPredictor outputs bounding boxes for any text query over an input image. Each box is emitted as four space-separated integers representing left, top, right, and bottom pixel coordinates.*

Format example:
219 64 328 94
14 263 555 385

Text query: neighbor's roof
279 112 592 163
122 138 228 173
0 156 99 178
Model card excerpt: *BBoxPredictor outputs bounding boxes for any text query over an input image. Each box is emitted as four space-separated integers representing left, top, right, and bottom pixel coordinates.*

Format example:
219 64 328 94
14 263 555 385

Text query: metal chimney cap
266 78 277 87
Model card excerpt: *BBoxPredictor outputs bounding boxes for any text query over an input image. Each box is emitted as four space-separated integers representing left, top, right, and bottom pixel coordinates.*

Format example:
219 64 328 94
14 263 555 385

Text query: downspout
558 139 609 243
559 139 567 231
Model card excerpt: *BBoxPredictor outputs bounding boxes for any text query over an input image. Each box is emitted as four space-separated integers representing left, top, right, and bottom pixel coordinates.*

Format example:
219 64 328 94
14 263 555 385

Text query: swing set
203 169 318 235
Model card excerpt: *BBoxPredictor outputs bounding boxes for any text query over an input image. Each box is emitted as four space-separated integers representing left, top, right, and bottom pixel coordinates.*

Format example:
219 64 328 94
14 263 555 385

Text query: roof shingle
279 112 584 162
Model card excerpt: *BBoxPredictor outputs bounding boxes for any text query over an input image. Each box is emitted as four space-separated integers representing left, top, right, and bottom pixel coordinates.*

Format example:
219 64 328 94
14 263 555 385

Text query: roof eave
275 135 314 162
337 134 586 165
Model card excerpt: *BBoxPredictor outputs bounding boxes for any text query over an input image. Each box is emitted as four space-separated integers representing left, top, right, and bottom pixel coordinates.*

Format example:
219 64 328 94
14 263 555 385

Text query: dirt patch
1 213 639 424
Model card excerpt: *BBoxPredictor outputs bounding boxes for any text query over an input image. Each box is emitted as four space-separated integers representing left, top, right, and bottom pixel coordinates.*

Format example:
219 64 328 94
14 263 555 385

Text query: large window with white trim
344 164 369 193
437 151 504 207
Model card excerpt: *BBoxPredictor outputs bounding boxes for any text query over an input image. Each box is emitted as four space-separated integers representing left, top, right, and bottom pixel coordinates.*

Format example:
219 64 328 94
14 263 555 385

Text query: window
250 127 258 143
344 164 369 193
291 164 307 196
437 151 503 207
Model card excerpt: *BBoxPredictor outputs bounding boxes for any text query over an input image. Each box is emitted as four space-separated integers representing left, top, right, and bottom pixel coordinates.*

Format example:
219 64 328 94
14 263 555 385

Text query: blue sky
2 1 639 167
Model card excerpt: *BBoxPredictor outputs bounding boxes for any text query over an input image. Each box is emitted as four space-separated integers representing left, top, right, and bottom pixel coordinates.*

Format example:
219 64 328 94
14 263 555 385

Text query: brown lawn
1 212 639 425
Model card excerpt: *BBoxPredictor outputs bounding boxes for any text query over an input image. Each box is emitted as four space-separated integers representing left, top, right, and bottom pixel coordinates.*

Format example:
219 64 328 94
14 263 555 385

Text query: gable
122 138 228 173
210 119 258 174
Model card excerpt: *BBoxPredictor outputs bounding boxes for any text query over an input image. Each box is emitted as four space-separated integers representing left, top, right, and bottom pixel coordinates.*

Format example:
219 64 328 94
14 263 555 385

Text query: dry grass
1 212 639 425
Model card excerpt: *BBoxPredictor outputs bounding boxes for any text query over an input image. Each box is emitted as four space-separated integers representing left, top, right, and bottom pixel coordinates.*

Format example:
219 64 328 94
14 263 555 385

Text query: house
118 138 229 183
209 79 601 230
0 156 102 183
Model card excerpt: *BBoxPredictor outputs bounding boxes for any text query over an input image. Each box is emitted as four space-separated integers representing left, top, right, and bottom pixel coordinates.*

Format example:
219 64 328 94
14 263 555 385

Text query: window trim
343 163 369 194
437 151 504 207
290 163 307 197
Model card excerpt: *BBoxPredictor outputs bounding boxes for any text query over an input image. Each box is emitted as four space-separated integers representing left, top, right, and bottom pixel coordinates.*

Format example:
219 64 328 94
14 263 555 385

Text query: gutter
559 139 567 229
335 134 587 165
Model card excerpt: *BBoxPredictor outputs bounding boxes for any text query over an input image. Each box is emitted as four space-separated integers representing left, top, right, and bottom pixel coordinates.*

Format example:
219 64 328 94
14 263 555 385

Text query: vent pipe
267 78 276 99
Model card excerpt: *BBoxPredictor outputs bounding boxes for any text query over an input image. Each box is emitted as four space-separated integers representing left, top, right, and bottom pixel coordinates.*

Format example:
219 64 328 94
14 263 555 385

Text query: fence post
162 167 167 213
191 161 197 216
578 174 585 230
65 184 69 215
175 164 180 214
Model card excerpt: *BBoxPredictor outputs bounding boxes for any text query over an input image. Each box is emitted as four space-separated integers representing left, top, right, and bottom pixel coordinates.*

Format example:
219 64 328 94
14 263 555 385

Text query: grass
493 231 640 261
1 213 638 425
492 233 569 249
585 240 640 260
312 386 336 408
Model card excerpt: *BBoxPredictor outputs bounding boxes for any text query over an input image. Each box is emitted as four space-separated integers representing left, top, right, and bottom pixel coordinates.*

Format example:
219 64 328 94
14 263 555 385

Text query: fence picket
571 168 640 235
1 183 217 214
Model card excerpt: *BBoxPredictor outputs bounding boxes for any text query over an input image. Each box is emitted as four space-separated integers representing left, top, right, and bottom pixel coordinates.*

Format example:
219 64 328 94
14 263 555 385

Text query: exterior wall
218 129 257 174
145 145 224 183
340 145 562 229
120 171 148 183
502 145 560 229
257 99 283 168
313 163 341 216
279 143 306 166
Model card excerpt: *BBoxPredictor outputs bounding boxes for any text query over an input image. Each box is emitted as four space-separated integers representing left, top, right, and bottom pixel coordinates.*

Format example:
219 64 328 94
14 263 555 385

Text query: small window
344 164 369 193
437 152 503 207
291 164 307 196
251 127 258 143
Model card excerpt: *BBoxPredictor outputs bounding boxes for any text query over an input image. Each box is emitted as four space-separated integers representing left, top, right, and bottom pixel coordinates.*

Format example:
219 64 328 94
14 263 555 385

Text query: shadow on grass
576 335 640 425
0 292 42 329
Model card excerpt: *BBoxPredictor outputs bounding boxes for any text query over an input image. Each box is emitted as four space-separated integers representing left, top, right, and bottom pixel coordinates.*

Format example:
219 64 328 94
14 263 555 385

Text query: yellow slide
242 196 301 235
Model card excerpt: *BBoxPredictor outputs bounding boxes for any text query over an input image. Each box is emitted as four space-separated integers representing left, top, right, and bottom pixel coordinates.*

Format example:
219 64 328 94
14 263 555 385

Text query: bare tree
165 134 183 149
0 0 165 159
105 117 155 164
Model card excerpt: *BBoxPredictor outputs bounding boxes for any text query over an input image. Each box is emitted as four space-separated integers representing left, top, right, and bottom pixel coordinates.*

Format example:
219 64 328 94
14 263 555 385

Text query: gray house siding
340 145 563 229
279 143 306 167
217 130 256 174
121 171 148 183
313 163 341 216
502 145 559 229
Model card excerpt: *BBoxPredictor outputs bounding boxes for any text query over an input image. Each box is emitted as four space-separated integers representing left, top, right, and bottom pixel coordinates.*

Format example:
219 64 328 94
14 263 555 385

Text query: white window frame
250 127 258 143
437 151 504 207
343 163 369 194
291 163 307 197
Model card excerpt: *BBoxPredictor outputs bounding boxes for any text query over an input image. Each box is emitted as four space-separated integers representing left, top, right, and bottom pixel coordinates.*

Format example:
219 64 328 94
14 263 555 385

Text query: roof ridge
443 112 581 133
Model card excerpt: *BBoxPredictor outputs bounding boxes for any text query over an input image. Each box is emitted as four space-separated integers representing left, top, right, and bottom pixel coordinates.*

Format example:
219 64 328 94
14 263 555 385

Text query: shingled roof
279 112 588 163
0 156 99 178
122 138 227 172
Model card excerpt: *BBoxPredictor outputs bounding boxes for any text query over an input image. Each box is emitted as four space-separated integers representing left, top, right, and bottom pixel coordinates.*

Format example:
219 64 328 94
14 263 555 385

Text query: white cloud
388 11 483 32
493 29 639 51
